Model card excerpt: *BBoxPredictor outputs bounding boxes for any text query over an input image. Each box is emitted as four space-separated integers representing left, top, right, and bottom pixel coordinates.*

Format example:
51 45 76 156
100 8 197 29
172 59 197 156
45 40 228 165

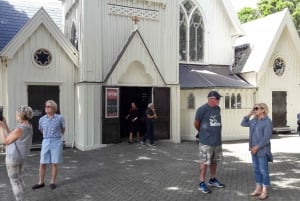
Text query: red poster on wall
105 88 119 118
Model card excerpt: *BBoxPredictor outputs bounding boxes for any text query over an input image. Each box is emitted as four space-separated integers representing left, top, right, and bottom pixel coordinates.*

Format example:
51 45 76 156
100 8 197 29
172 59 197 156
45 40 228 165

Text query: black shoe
50 183 56 189
32 183 45 189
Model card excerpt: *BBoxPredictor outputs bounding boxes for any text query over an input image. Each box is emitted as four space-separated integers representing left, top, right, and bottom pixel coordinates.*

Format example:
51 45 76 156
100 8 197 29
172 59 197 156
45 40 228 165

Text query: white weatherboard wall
180 88 256 141
4 24 77 146
256 28 300 131
75 83 103 150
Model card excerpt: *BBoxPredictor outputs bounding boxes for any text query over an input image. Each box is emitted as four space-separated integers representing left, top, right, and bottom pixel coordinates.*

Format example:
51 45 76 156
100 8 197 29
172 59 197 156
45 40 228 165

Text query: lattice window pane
237 93 242 109
231 94 236 109
183 0 195 16
189 10 204 62
188 93 195 109
179 8 187 61
225 94 230 109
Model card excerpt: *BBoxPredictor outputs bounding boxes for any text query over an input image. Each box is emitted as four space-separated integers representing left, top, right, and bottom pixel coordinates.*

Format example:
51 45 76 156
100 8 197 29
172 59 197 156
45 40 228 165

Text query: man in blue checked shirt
32 100 65 190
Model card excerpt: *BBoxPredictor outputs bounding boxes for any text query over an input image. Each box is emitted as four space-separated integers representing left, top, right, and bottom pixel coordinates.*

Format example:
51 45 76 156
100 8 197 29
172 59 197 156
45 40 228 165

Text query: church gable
105 30 165 86
235 9 299 74
0 8 79 67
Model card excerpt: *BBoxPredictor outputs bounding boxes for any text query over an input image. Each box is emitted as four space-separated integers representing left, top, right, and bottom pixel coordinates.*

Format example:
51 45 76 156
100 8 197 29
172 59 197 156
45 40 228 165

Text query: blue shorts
40 138 63 164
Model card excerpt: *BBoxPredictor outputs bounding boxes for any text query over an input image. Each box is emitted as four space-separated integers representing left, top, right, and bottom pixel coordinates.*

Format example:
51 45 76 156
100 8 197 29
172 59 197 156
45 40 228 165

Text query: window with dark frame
33 48 52 67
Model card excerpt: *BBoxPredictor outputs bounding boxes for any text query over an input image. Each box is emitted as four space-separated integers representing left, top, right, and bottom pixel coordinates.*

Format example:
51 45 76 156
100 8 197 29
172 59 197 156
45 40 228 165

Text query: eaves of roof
235 8 298 73
179 64 254 89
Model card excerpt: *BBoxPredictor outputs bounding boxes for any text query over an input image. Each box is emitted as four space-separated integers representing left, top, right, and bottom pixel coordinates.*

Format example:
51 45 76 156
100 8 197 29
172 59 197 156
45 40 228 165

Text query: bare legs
199 161 217 182
128 132 140 143
38 163 58 185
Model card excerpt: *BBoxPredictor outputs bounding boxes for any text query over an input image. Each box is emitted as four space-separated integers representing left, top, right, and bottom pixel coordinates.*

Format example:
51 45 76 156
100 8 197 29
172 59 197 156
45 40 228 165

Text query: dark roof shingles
179 64 254 89
0 0 62 51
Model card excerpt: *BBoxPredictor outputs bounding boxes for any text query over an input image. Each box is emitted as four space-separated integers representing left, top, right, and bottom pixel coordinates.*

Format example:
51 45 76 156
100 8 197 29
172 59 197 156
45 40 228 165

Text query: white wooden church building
0 0 299 150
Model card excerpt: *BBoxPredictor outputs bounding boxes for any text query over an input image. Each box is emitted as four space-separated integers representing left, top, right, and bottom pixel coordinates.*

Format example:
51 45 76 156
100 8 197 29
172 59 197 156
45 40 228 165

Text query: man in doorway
141 103 157 146
194 91 225 194
32 100 65 190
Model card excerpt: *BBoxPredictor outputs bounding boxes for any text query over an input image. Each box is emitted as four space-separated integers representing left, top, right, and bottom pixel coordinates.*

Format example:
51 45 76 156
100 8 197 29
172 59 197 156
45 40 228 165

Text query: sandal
249 190 261 196
258 192 268 200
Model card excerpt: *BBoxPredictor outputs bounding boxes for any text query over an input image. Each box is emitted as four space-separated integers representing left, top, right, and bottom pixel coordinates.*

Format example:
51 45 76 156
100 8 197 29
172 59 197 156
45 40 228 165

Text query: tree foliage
237 0 300 32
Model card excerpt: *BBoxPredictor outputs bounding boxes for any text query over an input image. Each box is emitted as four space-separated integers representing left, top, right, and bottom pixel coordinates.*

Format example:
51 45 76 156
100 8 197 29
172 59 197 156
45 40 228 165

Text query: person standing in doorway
32 100 65 190
141 103 157 146
0 106 33 201
125 102 140 144
194 91 225 194
241 103 273 200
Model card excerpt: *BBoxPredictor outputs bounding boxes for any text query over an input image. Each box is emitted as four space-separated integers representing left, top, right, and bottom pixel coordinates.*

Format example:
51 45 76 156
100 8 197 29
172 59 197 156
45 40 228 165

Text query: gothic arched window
188 93 195 109
236 93 241 109
70 22 78 50
179 0 204 62
231 93 236 109
225 93 230 109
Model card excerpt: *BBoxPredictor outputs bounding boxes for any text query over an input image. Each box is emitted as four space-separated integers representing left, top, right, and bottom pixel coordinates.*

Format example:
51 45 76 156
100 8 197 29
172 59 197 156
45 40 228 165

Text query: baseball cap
207 91 222 98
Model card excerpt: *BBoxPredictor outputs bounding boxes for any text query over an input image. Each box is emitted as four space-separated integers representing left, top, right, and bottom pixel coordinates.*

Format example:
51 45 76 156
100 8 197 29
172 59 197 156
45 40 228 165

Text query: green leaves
237 0 300 32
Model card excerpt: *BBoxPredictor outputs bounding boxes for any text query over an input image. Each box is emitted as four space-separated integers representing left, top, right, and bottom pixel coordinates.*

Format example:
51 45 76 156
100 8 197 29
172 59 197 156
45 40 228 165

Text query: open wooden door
102 87 121 143
153 87 170 139
28 85 60 146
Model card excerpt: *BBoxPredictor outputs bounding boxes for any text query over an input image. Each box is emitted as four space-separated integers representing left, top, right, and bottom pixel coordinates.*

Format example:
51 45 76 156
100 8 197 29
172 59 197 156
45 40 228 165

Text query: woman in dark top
125 102 140 144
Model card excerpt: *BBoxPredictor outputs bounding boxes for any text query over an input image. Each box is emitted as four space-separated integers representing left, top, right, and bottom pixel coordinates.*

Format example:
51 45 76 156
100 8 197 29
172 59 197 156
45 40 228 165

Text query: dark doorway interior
28 85 59 145
120 87 152 139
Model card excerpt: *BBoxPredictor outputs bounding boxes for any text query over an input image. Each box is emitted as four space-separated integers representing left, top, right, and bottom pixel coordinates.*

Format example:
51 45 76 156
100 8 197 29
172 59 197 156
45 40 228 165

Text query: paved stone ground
0 134 299 201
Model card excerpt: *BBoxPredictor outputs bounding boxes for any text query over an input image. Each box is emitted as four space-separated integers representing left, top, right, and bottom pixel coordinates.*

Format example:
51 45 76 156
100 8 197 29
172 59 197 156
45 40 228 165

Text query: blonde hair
17 106 33 120
257 103 269 115
46 100 58 112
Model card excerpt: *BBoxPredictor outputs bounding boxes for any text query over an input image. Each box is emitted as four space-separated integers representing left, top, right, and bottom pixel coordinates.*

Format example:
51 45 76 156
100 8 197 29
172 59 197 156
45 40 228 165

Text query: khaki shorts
198 143 223 164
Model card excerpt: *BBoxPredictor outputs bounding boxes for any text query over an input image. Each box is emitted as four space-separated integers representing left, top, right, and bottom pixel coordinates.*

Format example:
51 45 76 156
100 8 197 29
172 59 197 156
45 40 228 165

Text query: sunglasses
253 107 263 111
45 105 52 108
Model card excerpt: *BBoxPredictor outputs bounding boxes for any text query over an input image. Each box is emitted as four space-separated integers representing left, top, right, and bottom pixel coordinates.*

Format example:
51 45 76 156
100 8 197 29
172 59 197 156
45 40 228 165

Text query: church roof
221 0 245 37
0 7 78 67
0 0 62 51
234 8 300 73
179 64 254 89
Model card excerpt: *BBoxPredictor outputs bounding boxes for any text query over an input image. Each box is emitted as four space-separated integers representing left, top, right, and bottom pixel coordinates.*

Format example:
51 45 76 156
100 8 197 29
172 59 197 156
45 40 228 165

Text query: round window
33 48 52 67
273 57 285 76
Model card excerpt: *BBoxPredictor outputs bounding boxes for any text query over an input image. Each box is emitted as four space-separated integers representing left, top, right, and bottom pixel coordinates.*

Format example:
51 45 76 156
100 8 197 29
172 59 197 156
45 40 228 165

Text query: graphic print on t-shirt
209 115 221 127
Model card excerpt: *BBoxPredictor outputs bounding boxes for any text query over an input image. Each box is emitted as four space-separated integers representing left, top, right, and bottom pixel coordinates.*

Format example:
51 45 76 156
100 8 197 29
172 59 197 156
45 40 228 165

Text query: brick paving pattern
0 134 299 201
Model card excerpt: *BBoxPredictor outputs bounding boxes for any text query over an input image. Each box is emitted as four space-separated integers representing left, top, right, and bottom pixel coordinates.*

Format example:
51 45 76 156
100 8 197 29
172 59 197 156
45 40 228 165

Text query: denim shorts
40 138 63 164
198 143 223 164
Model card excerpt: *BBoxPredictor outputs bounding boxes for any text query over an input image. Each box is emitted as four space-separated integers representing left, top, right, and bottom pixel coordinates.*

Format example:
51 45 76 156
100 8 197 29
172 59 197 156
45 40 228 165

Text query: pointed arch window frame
70 22 78 50
179 0 205 63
